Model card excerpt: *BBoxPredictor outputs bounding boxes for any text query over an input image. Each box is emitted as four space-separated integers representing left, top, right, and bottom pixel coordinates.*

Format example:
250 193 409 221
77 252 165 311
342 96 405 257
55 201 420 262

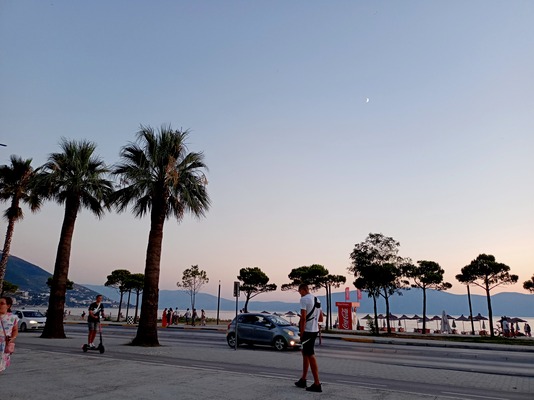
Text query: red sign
345 287 350 301
336 302 353 330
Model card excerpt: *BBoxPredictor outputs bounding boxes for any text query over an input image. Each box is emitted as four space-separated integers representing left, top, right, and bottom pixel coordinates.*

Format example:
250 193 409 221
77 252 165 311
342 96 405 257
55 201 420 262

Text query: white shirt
300 294 320 333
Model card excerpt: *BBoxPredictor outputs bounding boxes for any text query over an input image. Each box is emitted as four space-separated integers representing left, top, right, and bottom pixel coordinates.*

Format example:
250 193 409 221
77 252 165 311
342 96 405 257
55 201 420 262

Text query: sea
36 306 534 335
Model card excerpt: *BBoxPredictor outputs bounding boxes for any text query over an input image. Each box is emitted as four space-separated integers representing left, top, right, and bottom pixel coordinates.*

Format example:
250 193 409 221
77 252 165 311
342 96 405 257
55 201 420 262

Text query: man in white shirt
294 283 323 393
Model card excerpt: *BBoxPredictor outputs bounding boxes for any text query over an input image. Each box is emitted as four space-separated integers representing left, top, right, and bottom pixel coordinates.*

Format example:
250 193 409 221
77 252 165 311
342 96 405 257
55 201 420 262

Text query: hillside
3 254 117 308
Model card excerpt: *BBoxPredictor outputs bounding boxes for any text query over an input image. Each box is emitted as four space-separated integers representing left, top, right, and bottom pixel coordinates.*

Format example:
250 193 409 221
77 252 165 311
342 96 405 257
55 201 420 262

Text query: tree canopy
177 265 209 312
405 260 451 333
523 275 534 293
105 269 132 322
457 254 517 337
349 233 409 334
237 267 277 313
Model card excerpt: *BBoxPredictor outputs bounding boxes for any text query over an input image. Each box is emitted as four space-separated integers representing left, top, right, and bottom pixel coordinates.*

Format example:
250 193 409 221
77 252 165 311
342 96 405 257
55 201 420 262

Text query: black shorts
87 319 99 331
301 331 318 356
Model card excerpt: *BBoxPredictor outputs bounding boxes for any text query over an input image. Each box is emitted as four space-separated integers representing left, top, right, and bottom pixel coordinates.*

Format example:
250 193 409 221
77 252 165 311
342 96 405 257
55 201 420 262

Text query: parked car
12 309 46 332
226 313 301 351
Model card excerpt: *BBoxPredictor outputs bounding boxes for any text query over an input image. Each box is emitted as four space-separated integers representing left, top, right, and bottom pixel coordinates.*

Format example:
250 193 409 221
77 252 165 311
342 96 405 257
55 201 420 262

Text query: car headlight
29 320 38 324
283 329 295 336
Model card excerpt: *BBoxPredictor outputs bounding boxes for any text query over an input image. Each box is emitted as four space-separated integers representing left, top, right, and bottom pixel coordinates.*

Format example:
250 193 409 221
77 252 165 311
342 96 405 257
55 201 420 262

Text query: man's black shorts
301 331 318 356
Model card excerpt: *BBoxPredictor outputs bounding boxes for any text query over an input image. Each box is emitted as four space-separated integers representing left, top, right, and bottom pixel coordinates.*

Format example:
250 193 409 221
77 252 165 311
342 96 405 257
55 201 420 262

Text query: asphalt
2 322 533 400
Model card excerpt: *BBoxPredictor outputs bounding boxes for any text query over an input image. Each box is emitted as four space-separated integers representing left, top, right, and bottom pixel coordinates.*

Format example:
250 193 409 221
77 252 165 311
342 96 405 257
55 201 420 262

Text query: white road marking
442 392 510 400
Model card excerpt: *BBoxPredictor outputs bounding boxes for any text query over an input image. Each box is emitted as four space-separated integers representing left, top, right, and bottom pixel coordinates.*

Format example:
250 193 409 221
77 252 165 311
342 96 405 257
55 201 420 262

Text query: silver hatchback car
226 313 301 351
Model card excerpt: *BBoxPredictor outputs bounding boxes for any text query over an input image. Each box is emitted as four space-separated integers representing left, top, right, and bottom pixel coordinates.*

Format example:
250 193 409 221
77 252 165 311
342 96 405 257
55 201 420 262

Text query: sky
0 1 533 303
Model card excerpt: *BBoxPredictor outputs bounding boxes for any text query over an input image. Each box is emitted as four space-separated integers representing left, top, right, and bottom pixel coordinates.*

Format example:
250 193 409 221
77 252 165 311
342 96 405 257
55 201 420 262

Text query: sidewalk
2 330 502 400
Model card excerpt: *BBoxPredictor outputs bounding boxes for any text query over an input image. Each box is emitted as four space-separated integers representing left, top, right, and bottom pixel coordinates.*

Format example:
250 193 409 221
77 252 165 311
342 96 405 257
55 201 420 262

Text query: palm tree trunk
41 199 79 338
0 215 16 292
132 205 165 346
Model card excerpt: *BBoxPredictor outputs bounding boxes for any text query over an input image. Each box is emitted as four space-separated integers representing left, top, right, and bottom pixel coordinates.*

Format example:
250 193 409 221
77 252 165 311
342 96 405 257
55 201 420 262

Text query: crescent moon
366 98 370 103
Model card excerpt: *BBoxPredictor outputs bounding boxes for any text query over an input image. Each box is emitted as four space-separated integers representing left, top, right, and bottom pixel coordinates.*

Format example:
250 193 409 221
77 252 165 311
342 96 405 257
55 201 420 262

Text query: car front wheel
20 322 27 332
273 336 287 351
227 333 237 348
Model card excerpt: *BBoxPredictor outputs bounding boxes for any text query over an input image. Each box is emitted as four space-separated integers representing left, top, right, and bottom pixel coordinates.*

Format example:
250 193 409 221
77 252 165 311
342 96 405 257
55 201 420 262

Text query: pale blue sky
1 1 533 301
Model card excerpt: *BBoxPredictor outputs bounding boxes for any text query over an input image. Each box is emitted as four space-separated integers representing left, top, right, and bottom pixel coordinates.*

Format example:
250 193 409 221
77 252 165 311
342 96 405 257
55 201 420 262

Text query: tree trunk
384 290 391 333
41 199 79 339
485 281 494 337
116 291 124 322
244 293 251 313
132 203 165 346
0 214 17 292
422 286 427 334
372 295 379 336
467 284 475 335
125 290 132 319
134 290 140 320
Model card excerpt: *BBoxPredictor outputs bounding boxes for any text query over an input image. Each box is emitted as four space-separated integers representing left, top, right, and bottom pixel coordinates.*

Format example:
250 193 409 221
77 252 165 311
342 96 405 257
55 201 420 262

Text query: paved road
2 325 533 400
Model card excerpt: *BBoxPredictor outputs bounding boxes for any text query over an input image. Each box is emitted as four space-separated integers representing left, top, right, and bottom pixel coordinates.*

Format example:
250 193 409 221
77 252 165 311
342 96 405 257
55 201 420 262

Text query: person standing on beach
294 284 323 393
87 295 105 349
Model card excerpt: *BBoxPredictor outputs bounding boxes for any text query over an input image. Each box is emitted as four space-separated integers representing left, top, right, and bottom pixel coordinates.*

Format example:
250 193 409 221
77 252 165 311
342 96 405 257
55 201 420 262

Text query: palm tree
111 125 210 346
0 156 41 292
39 139 113 339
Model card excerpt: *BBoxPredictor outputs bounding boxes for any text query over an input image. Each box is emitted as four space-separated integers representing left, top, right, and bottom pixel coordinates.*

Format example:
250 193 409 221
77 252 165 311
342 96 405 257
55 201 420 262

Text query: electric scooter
82 321 105 354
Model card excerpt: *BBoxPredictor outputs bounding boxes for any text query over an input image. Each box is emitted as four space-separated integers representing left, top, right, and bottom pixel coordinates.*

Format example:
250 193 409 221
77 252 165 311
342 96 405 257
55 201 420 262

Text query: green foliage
0 155 42 292
47 276 74 290
349 233 410 334
0 280 18 296
524 275 534 293
177 265 209 311
457 254 518 290
105 269 132 292
405 260 451 333
238 267 277 312
456 254 518 337
406 260 452 291
282 264 329 291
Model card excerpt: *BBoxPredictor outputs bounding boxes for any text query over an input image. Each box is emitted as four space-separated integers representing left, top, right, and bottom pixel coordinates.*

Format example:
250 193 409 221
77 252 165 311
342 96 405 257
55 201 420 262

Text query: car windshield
23 311 45 318
268 315 292 326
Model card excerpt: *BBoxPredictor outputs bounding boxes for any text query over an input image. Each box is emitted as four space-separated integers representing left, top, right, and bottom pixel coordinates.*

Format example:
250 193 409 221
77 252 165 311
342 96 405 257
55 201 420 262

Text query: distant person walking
162 308 168 328
524 323 531 337
0 296 18 373
87 295 105 349
201 309 206 326
502 318 510 337
185 308 191 325
191 309 198 326
294 284 323 393
167 308 172 326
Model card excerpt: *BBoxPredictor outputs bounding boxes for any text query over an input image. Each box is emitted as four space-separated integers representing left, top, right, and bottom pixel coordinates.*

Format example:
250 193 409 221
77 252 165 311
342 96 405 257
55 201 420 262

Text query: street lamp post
216 280 221 325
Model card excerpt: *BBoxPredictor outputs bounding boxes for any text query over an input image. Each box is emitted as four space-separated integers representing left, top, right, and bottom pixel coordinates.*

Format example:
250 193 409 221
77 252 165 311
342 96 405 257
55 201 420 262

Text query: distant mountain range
4 254 533 316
